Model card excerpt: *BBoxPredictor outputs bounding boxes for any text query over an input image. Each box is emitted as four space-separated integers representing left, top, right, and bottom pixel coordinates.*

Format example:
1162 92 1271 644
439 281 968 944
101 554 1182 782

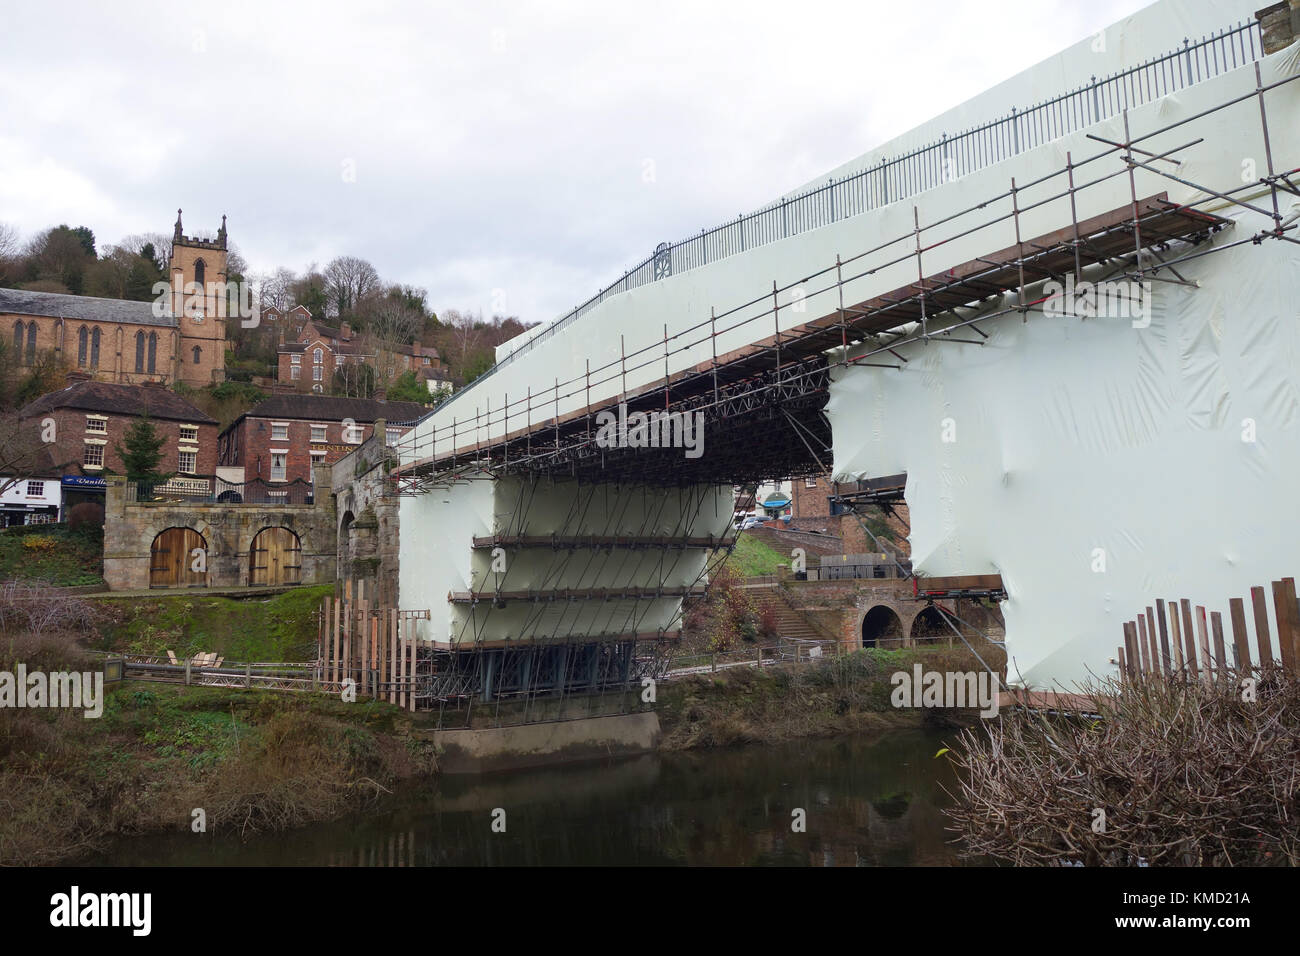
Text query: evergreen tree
113 414 174 486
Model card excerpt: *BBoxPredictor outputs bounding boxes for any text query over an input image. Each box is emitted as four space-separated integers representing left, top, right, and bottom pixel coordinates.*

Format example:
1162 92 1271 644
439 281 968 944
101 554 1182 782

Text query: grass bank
0 524 104 587
656 646 988 750
92 585 331 661
0 630 434 866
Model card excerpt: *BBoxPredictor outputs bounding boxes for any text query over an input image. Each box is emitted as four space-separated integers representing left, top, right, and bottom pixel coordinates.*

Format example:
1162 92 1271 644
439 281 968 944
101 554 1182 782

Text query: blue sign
62 475 106 490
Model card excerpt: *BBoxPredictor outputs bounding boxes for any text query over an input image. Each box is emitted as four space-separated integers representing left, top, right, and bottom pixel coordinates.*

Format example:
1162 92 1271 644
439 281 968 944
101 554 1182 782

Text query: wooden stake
1210 611 1227 682
1228 597 1251 672
1195 605 1212 686
1169 602 1184 673
1154 601 1171 675
1180 599 1198 678
1136 615 1151 675
1123 621 1138 682
1251 586 1274 668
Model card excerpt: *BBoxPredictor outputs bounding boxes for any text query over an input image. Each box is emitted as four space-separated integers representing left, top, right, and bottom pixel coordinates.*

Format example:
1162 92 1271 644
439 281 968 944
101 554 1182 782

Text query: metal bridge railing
473 19 1260 380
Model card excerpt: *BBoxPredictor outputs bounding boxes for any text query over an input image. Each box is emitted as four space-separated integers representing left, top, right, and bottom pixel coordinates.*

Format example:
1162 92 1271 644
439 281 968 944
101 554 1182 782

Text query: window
290 365 300 380
77 326 88 366
25 323 35 365
312 384 323 393
85 416 106 434
270 422 288 441
192 346 201 365
177 450 197 474
310 424 327 442
90 327 100 369
344 422 362 444
310 449 327 466
290 353 301 364
135 331 145 373
179 425 198 442
83 443 104 468
12 322 21 356
423 356 430 365
805 478 818 489
386 429 401 446
270 452 287 481
312 365 322 381
25 480 44 498
313 348 323 364
194 258 205 286
148 332 157 373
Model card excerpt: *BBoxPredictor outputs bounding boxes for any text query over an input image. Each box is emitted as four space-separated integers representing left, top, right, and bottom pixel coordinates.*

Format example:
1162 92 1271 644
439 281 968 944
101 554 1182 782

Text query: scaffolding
385 59 1298 495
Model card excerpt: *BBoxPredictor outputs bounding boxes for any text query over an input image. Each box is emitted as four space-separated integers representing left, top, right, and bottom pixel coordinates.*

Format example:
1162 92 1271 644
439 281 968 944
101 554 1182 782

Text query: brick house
276 318 445 392
217 394 427 486
791 474 911 557
17 377 219 510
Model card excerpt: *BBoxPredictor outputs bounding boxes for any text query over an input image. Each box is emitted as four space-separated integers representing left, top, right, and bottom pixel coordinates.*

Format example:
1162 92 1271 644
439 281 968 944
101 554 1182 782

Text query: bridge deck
394 193 1227 487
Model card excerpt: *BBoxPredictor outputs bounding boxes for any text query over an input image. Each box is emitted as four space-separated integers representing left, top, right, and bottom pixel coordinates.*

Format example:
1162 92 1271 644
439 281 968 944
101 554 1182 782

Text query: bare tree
0 222 19 283
0 414 67 497
361 293 425 385
324 256 380 317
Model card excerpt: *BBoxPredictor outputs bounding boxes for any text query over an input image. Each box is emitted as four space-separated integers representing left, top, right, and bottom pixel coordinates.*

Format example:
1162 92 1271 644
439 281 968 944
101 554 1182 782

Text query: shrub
67 502 104 532
946 670 1300 865
21 535 57 553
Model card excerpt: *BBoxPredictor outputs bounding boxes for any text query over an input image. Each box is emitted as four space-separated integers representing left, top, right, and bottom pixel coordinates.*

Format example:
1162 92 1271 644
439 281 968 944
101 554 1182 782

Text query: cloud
0 0 1153 321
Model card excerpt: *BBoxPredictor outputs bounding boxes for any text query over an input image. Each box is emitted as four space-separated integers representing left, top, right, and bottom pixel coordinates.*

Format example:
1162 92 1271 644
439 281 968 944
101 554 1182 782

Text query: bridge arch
860 604 904 648
910 605 949 645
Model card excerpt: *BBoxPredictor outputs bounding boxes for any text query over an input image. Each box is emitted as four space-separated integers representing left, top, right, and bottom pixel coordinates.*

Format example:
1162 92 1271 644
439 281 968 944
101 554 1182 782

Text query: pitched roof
0 288 177 329
235 394 428 426
18 381 217 424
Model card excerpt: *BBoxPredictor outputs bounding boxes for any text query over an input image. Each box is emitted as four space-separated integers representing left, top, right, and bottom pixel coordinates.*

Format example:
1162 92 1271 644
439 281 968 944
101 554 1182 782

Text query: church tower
169 209 229 386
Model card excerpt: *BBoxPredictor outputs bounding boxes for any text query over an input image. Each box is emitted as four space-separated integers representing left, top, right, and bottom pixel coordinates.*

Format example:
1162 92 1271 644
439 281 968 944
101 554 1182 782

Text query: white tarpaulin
829 232 1300 688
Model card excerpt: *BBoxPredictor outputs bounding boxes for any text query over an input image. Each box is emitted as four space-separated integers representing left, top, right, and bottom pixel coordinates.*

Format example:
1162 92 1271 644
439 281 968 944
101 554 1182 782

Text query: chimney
373 387 388 402
341 321 353 339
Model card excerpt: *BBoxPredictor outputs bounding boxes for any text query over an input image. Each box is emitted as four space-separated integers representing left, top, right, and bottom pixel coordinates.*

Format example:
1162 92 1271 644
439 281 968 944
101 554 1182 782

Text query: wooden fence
1120 576 1300 682
320 594 428 712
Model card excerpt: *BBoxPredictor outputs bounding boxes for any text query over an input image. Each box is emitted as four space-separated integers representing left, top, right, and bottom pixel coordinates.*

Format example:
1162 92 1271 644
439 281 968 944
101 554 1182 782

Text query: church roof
0 288 177 328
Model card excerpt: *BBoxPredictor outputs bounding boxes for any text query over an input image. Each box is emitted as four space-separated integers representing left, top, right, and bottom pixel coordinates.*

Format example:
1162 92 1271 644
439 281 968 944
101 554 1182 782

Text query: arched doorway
249 527 302 586
910 605 950 645
861 605 903 648
150 527 208 588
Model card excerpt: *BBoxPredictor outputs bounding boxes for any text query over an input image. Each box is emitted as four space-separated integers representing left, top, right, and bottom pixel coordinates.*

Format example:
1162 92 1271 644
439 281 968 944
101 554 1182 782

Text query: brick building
17 378 219 509
0 210 229 388
275 318 445 392
217 394 427 486
790 474 911 557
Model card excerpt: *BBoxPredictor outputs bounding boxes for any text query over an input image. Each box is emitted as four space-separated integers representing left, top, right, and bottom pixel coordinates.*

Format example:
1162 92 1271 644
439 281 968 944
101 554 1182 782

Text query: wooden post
1251 586 1274 668
1169 602 1184 673
1195 606 1212 686
1210 611 1227 682
1273 578 1299 675
1180 599 1198 678
389 610 398 705
333 595 341 684
1229 597 1251 672
1136 615 1151 675
360 600 369 697
1117 646 1126 679
245 662 252 689
1154 602 1171 676
1123 622 1138 682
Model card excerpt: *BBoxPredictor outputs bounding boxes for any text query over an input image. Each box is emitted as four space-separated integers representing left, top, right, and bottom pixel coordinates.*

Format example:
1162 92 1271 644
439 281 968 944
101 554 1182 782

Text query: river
87 729 972 866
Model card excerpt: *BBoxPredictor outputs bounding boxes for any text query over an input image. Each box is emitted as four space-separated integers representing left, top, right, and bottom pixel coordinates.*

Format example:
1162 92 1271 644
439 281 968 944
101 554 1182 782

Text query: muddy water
87 729 972 866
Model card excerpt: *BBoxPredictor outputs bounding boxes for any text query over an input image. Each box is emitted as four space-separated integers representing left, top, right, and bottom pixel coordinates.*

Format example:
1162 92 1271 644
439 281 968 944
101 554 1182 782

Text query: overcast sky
0 0 1155 324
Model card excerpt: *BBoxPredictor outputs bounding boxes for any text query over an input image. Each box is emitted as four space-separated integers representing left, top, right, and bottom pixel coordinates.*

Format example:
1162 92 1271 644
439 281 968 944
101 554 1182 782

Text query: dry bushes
0 579 99 635
946 671 1300 865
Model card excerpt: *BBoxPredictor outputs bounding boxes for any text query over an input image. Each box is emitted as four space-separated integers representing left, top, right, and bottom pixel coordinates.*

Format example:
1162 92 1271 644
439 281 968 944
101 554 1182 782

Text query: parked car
740 516 764 530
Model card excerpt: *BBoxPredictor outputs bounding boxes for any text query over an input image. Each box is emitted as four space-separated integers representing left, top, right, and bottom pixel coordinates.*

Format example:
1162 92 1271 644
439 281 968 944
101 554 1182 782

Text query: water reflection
87 730 971 866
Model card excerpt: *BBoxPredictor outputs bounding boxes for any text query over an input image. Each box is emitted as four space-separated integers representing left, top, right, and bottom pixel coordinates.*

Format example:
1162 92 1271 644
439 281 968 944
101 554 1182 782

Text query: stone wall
330 426 400 606
102 466 336 590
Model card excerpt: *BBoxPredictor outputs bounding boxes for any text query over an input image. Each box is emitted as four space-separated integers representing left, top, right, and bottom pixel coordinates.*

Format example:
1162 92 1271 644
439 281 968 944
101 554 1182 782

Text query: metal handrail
440 18 1260 404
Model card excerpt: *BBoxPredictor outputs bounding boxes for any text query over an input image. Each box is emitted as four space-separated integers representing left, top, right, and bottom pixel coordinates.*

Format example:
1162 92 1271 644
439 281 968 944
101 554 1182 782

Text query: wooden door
249 527 302 586
149 527 207 588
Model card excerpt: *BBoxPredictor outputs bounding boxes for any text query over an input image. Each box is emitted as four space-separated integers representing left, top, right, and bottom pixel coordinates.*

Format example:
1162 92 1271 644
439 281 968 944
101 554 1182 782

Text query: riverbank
1 624 986 865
